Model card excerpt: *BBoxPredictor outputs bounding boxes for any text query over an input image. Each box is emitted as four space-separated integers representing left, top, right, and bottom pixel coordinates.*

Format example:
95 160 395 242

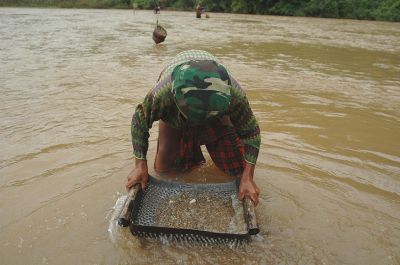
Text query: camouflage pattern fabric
131 50 261 165
171 60 231 125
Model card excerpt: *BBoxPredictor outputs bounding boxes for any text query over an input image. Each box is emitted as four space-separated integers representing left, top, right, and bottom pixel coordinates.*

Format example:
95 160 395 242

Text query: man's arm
127 80 174 190
228 82 261 165
228 76 261 205
231 100 261 205
239 162 260 205
130 92 154 161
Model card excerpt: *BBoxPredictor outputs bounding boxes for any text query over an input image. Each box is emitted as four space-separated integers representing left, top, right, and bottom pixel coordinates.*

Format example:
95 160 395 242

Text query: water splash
107 195 127 244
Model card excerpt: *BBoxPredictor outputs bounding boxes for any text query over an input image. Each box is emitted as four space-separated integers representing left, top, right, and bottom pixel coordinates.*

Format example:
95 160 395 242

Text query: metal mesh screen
129 176 251 241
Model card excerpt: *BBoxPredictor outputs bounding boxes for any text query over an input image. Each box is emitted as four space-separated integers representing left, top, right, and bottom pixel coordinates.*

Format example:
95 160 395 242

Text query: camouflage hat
171 60 231 125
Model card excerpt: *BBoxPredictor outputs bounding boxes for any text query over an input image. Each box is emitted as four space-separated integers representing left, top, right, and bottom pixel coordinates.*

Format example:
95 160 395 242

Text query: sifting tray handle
118 184 140 227
243 197 260 235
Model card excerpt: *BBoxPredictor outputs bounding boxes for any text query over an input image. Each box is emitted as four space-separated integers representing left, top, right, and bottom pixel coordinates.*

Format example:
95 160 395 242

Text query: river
0 7 399 265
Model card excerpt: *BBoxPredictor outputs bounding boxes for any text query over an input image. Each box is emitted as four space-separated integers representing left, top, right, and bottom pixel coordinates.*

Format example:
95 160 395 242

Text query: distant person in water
126 50 261 205
196 4 204 18
153 6 160 14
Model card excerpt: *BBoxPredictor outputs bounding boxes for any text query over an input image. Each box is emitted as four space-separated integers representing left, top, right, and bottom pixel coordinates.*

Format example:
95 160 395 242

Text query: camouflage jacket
131 50 261 165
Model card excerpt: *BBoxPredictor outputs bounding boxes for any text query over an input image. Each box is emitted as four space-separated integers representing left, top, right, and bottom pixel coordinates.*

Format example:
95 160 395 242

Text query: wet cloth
175 121 245 176
131 50 261 165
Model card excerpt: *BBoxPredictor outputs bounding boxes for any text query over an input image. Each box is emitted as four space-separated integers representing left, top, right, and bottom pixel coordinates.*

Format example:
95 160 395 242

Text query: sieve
118 175 259 242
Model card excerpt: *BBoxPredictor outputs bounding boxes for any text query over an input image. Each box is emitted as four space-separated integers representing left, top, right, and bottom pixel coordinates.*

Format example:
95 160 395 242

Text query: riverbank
1 0 399 22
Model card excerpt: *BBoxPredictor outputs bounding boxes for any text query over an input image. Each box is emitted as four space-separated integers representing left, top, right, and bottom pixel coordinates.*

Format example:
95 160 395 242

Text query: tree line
1 0 399 21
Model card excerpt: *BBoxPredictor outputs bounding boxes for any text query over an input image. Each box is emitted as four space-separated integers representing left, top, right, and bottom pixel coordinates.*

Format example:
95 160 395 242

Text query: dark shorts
174 123 245 176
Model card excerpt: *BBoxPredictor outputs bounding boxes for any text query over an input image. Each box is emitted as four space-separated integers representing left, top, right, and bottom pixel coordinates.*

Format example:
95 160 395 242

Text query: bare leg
154 120 180 172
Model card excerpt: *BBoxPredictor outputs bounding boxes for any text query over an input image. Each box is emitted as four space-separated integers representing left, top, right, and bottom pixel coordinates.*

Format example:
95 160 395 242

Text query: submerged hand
126 159 148 191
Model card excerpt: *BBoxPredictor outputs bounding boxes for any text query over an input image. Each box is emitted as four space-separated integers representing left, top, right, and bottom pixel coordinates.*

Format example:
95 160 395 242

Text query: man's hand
238 162 260 205
126 159 149 191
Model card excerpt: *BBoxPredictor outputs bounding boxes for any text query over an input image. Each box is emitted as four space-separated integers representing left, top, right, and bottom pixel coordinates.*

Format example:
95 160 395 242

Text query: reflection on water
0 7 399 265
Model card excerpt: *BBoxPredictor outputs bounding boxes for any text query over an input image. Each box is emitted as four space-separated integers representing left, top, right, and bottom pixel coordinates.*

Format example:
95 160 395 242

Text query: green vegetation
0 0 132 9
198 0 400 21
1 0 399 21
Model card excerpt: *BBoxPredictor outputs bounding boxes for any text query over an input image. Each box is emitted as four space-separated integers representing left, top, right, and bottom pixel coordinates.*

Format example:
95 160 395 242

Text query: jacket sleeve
131 80 174 160
227 77 261 164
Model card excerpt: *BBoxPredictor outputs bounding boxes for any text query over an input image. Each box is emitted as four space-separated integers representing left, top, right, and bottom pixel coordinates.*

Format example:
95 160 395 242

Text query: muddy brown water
0 7 399 265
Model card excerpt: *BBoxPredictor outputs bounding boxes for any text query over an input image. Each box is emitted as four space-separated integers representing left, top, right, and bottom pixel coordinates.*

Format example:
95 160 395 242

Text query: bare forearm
242 161 255 180
135 158 148 170
239 161 260 205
